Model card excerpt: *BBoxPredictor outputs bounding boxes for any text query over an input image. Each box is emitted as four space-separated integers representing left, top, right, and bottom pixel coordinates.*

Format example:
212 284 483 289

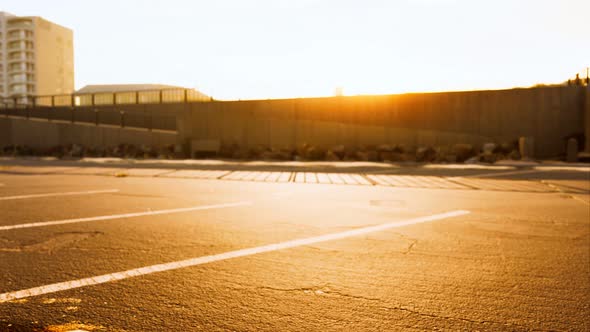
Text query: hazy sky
3 0 589 99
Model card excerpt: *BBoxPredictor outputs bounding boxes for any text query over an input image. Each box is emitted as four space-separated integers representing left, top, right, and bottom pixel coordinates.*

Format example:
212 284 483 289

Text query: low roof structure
75 84 190 94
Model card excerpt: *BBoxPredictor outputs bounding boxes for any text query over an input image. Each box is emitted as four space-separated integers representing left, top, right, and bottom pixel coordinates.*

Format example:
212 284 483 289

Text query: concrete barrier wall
1 86 585 158
0 117 178 148
585 85 590 152
183 86 585 157
2 104 181 132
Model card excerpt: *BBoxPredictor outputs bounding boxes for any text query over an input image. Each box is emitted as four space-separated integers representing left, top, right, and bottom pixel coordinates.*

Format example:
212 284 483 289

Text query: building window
8 41 20 49
10 74 26 82
9 52 23 60
8 30 21 38
11 84 26 93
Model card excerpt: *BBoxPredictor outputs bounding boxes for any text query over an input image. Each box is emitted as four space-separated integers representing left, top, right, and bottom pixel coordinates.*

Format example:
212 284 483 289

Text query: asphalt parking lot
0 161 589 331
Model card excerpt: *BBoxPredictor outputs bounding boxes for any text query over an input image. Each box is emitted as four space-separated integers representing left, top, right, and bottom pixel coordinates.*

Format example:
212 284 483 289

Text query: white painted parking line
0 201 252 231
534 166 590 172
449 178 551 192
570 196 590 206
451 169 542 179
0 210 469 302
543 182 590 206
0 189 119 202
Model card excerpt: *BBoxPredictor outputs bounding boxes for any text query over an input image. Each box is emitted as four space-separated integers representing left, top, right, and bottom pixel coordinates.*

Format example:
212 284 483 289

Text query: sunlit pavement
0 162 588 331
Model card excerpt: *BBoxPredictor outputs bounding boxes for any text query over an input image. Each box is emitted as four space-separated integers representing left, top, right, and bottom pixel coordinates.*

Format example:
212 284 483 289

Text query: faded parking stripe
0 201 251 231
0 189 119 201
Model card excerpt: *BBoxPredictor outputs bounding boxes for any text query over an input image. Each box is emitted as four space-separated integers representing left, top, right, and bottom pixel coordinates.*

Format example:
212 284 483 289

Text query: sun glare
2 0 589 99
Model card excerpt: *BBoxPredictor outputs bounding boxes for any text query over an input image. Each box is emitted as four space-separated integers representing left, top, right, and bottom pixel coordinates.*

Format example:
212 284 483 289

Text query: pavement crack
111 193 167 198
0 231 103 253
326 290 543 330
377 304 534 329
304 245 341 253
327 290 381 302
253 284 549 331
256 284 334 296
403 239 417 254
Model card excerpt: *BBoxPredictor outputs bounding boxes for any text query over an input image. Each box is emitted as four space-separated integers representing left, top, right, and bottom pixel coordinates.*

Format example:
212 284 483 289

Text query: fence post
159 90 163 104
95 109 99 126
120 110 125 128
184 89 188 103
70 95 75 123
47 96 54 121
136 91 139 104
91 94 95 107
585 83 590 154
148 108 153 131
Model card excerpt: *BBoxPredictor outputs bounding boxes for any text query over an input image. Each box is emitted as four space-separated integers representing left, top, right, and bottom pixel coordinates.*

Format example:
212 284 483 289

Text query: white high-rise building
0 11 74 103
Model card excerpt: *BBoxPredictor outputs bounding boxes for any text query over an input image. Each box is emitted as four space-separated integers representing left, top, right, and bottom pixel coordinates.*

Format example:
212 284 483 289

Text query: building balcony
6 21 34 31
7 56 33 63
7 47 34 54
8 50 34 58
6 42 34 51
8 77 33 84
7 65 25 72
7 32 34 42
7 51 34 60
7 66 34 74
7 44 27 51
8 81 27 86
8 89 28 96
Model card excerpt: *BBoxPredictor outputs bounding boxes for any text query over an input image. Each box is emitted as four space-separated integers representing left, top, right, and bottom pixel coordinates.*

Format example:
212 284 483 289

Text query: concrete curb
1 156 588 174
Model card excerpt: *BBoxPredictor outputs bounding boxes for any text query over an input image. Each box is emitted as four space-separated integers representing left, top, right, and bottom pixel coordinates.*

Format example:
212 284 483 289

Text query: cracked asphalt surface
0 163 588 331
